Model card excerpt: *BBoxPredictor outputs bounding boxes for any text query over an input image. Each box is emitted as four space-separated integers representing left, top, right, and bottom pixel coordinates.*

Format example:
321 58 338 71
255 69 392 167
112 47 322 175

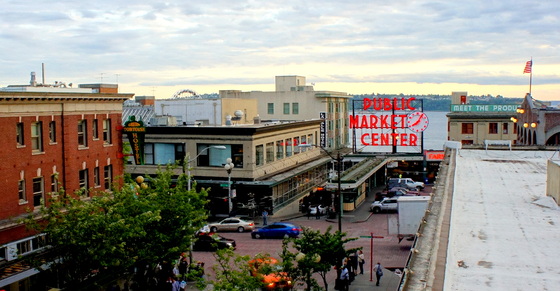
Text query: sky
1 0 559 100
445 149 560 290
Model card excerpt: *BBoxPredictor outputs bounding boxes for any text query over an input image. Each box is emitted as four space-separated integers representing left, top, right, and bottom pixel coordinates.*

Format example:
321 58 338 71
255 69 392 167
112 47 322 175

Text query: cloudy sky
1 0 559 100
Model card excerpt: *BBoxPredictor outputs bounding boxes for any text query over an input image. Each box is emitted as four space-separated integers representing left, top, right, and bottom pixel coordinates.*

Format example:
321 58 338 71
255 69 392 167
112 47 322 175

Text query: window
144 143 186 165
293 137 300 154
461 140 474 145
266 142 274 163
15 235 46 257
50 174 58 193
292 103 299 114
18 180 26 203
503 123 509 134
16 122 24 146
92 119 99 139
285 138 292 157
276 140 284 160
79 169 89 196
94 167 100 187
103 119 112 144
104 165 113 190
31 122 43 152
489 122 498 134
256 145 264 166
144 144 154 164
267 103 274 114
283 103 290 115
461 123 473 134
32 177 43 207
78 120 88 147
49 121 56 143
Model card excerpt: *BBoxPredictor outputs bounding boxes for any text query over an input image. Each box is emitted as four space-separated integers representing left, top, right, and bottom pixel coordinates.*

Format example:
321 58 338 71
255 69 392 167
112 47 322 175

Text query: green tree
209 248 268 291
280 226 359 291
23 164 208 290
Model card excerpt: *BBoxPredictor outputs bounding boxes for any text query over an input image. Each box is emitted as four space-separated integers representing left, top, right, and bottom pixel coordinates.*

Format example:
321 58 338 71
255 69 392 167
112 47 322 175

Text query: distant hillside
350 94 523 111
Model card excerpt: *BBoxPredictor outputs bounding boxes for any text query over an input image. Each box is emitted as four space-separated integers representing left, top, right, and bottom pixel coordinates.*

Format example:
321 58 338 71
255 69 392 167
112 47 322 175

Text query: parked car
193 233 236 251
251 222 302 239
370 197 398 213
249 257 293 290
208 217 255 233
388 178 425 190
308 204 328 215
376 187 418 201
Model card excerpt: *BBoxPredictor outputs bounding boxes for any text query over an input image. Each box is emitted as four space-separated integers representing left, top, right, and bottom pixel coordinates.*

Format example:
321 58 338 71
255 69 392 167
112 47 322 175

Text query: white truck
388 178 425 190
388 196 431 242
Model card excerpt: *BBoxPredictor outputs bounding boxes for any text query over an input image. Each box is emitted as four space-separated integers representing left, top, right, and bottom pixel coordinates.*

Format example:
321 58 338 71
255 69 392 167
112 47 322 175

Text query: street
186 186 430 289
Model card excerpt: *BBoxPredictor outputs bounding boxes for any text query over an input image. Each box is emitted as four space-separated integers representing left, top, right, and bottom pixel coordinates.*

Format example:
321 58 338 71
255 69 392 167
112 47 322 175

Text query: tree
22 164 208 290
280 226 359 291
209 248 268 291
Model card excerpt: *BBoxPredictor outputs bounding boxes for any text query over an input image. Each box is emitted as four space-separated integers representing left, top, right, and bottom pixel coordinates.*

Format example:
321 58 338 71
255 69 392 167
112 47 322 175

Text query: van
387 178 425 191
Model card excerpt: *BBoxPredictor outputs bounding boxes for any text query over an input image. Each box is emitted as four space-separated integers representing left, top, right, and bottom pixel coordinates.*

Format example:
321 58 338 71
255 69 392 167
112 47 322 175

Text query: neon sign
350 97 429 147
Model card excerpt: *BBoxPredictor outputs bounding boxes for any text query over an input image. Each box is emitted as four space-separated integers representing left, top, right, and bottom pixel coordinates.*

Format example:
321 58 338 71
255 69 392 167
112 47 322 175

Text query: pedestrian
374 262 384 286
177 253 188 280
358 250 365 275
262 209 268 225
338 264 350 291
307 207 312 219
315 205 321 219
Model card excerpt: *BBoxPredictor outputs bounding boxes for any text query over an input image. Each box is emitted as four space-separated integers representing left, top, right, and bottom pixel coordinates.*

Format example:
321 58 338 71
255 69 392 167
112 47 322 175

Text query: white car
208 218 255 233
370 197 398 213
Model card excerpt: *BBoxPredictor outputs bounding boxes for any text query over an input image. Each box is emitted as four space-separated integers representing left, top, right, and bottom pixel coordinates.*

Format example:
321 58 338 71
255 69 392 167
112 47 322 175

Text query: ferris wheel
172 89 199 99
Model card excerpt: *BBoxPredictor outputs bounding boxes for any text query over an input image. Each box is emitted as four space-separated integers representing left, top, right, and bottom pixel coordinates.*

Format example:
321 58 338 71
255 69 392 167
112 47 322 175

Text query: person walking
262 209 268 225
315 205 321 219
358 250 365 275
374 262 384 286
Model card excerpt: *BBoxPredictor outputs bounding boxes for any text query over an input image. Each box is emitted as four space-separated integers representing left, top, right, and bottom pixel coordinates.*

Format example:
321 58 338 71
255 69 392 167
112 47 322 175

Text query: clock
407 112 429 133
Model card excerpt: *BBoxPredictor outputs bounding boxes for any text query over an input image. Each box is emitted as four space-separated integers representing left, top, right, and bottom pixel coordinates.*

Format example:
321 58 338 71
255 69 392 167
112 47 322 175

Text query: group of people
155 253 206 291
336 250 384 290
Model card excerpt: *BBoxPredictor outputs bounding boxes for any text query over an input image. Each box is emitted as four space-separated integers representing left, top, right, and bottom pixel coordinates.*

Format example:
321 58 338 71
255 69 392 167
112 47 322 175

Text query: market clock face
407 112 429 133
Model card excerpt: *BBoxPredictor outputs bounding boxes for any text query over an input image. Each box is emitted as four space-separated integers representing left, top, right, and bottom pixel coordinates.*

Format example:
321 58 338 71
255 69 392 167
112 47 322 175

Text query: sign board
319 112 327 147
123 116 146 165
425 150 445 161
450 104 518 112
350 98 428 147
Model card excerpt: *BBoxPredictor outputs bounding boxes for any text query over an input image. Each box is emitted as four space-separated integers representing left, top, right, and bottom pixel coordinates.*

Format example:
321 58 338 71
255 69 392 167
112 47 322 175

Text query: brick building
0 82 132 289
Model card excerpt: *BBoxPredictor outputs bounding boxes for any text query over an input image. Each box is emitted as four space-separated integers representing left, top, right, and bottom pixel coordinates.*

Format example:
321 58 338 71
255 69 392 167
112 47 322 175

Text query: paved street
187 186 428 290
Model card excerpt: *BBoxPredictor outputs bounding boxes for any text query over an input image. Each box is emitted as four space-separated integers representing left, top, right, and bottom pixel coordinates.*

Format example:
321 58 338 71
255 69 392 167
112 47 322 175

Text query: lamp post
224 158 235 215
184 144 226 191
298 144 343 232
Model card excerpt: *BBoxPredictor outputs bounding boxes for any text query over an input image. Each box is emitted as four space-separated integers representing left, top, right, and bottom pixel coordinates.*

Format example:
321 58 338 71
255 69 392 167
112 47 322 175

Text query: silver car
208 217 256 233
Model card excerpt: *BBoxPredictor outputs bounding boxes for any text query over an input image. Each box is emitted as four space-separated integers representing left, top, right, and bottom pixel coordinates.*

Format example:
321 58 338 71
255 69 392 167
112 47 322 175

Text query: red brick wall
0 111 124 239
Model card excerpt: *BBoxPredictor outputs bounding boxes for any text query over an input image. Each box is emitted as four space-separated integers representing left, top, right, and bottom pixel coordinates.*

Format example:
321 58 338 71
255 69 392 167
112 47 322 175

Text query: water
349 111 448 153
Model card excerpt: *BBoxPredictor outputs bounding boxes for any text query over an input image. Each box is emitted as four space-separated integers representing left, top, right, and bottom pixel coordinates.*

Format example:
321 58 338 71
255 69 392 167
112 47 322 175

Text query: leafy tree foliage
280 226 359 291
209 248 267 291
23 164 208 290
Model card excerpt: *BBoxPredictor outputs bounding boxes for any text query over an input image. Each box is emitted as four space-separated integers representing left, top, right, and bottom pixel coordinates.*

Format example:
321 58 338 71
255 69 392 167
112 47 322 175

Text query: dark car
193 233 236 251
251 222 302 239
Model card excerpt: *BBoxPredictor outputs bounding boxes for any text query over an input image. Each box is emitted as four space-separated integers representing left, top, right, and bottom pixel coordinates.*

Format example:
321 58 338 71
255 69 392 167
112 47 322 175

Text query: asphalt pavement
187 185 412 290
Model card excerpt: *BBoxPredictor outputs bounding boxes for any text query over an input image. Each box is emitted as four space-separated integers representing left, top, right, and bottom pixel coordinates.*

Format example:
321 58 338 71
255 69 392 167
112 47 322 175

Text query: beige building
447 92 518 145
124 119 332 217
220 76 353 150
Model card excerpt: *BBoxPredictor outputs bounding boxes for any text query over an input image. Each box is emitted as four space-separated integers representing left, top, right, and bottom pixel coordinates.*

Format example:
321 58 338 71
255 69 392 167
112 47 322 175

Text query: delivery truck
387 196 430 242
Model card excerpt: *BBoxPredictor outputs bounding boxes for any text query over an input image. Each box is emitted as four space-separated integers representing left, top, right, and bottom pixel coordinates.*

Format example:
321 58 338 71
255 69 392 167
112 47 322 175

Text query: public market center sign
350 97 429 147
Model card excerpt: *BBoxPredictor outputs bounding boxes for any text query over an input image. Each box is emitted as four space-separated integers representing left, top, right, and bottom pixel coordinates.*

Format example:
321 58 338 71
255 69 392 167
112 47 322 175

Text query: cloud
1 0 559 99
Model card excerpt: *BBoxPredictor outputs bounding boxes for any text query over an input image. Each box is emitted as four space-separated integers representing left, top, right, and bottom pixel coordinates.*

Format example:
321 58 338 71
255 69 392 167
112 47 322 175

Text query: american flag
523 60 532 74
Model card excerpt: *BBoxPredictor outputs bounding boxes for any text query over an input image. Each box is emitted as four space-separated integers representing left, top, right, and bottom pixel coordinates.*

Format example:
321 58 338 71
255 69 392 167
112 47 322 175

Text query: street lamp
224 158 235 215
184 145 227 191
298 144 343 232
